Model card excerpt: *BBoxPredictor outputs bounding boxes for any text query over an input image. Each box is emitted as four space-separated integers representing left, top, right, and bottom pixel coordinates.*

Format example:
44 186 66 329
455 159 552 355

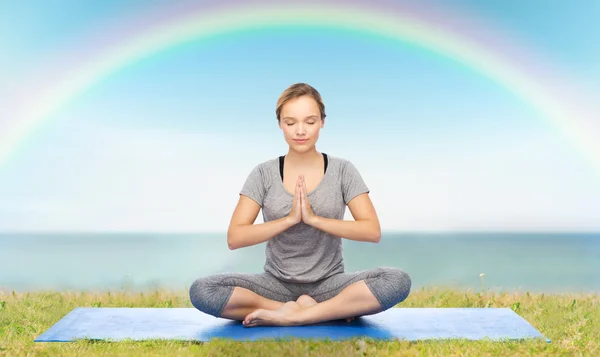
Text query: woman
189 83 411 327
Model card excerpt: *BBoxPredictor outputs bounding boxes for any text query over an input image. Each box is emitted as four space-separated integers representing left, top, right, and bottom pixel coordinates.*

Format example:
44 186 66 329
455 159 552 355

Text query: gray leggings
189 267 411 318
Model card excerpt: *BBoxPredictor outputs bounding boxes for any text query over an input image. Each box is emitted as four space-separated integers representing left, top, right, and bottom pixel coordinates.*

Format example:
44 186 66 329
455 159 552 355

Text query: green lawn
1 287 598 356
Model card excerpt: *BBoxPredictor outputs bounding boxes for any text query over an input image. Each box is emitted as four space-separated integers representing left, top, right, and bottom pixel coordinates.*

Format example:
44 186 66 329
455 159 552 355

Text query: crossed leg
242 267 411 327
191 271 307 320
243 280 380 327
218 288 351 322
190 268 410 327
296 295 356 322
266 294 356 325
219 286 287 321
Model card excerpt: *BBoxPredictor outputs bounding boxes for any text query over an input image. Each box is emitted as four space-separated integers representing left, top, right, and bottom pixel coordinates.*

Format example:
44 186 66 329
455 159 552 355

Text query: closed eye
287 122 315 126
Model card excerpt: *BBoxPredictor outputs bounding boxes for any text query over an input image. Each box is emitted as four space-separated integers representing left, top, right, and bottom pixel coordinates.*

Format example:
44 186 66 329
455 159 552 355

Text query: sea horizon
2 231 599 294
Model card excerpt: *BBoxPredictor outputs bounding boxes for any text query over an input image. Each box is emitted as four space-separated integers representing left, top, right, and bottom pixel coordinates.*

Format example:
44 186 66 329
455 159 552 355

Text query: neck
285 148 322 168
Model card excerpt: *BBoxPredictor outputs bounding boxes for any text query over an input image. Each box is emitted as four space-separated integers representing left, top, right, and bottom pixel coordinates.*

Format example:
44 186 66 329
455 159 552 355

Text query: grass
1 286 598 356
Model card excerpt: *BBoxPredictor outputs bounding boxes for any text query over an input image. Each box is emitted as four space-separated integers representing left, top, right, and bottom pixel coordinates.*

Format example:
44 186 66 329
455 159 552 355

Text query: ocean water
1 232 599 293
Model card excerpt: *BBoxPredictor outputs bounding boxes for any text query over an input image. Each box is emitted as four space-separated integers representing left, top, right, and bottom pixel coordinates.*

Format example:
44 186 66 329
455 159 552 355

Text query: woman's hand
287 174 302 225
300 174 318 225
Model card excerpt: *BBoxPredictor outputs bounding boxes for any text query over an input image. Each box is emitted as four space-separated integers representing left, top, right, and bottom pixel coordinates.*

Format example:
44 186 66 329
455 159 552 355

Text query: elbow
227 239 236 250
227 239 238 250
371 223 381 243
227 241 237 250
227 228 238 250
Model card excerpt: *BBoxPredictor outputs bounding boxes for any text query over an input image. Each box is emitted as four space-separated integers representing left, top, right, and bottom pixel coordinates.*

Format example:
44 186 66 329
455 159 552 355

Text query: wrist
285 215 298 226
306 214 320 226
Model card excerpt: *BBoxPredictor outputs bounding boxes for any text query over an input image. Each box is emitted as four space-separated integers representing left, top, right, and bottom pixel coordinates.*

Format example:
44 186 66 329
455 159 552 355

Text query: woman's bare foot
242 295 356 327
243 301 300 327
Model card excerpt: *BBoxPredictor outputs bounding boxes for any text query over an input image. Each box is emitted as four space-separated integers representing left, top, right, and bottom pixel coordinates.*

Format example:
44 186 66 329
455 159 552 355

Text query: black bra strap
280 153 328 181
279 155 285 180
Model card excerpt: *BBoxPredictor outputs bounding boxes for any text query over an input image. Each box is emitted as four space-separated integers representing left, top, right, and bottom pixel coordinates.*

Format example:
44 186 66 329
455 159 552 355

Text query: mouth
294 139 308 144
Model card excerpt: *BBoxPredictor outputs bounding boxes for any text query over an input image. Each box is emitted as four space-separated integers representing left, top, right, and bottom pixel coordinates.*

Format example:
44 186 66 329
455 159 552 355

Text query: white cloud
0 121 599 232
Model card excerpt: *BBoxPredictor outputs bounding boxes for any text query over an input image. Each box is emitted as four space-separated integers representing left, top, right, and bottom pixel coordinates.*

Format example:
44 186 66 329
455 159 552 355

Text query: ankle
281 301 303 312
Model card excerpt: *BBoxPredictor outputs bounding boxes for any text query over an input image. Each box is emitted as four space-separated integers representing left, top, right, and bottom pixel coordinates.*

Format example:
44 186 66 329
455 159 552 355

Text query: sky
0 0 599 232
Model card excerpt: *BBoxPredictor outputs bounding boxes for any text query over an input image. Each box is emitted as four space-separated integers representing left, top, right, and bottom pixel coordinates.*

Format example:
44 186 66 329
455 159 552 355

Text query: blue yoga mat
35 307 549 342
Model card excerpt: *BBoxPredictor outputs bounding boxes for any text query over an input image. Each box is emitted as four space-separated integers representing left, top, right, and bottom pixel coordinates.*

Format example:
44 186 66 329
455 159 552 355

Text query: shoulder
253 156 279 172
326 154 357 172
245 156 279 182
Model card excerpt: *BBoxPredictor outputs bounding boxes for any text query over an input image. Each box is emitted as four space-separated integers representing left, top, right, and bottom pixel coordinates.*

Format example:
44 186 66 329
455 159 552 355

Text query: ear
321 119 325 128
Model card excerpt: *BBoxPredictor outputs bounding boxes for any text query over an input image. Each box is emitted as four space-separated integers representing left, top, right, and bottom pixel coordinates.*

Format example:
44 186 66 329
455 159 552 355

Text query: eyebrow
282 115 319 120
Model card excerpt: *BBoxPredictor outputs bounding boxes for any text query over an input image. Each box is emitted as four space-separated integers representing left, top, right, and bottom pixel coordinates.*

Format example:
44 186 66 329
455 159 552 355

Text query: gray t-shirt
239 154 370 283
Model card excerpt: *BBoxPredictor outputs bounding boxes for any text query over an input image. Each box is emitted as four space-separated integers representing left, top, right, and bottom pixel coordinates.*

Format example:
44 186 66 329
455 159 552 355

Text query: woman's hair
276 83 326 122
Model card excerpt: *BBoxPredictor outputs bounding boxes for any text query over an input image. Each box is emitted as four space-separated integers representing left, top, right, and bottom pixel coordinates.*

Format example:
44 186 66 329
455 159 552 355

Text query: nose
296 126 306 135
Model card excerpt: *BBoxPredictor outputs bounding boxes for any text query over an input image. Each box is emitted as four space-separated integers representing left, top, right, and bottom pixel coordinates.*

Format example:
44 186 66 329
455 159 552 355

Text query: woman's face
279 95 324 151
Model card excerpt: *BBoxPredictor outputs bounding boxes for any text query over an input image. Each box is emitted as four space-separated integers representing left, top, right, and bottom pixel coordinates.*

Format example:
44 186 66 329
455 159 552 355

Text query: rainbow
2 0 599 173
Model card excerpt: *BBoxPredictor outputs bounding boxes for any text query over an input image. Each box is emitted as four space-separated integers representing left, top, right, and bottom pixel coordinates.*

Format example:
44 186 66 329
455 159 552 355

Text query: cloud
0 121 268 231
0 121 599 232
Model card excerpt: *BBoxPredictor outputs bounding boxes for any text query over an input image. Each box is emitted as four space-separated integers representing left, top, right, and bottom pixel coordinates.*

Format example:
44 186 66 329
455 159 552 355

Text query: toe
243 312 255 326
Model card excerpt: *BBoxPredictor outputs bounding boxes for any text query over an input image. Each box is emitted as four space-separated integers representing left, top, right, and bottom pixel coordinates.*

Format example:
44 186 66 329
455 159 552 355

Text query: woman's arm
228 216 297 250
227 195 297 250
307 193 381 243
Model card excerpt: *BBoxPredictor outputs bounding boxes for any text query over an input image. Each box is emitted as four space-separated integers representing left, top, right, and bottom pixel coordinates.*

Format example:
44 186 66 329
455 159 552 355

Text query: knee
189 276 231 317
189 277 209 312
379 267 412 305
